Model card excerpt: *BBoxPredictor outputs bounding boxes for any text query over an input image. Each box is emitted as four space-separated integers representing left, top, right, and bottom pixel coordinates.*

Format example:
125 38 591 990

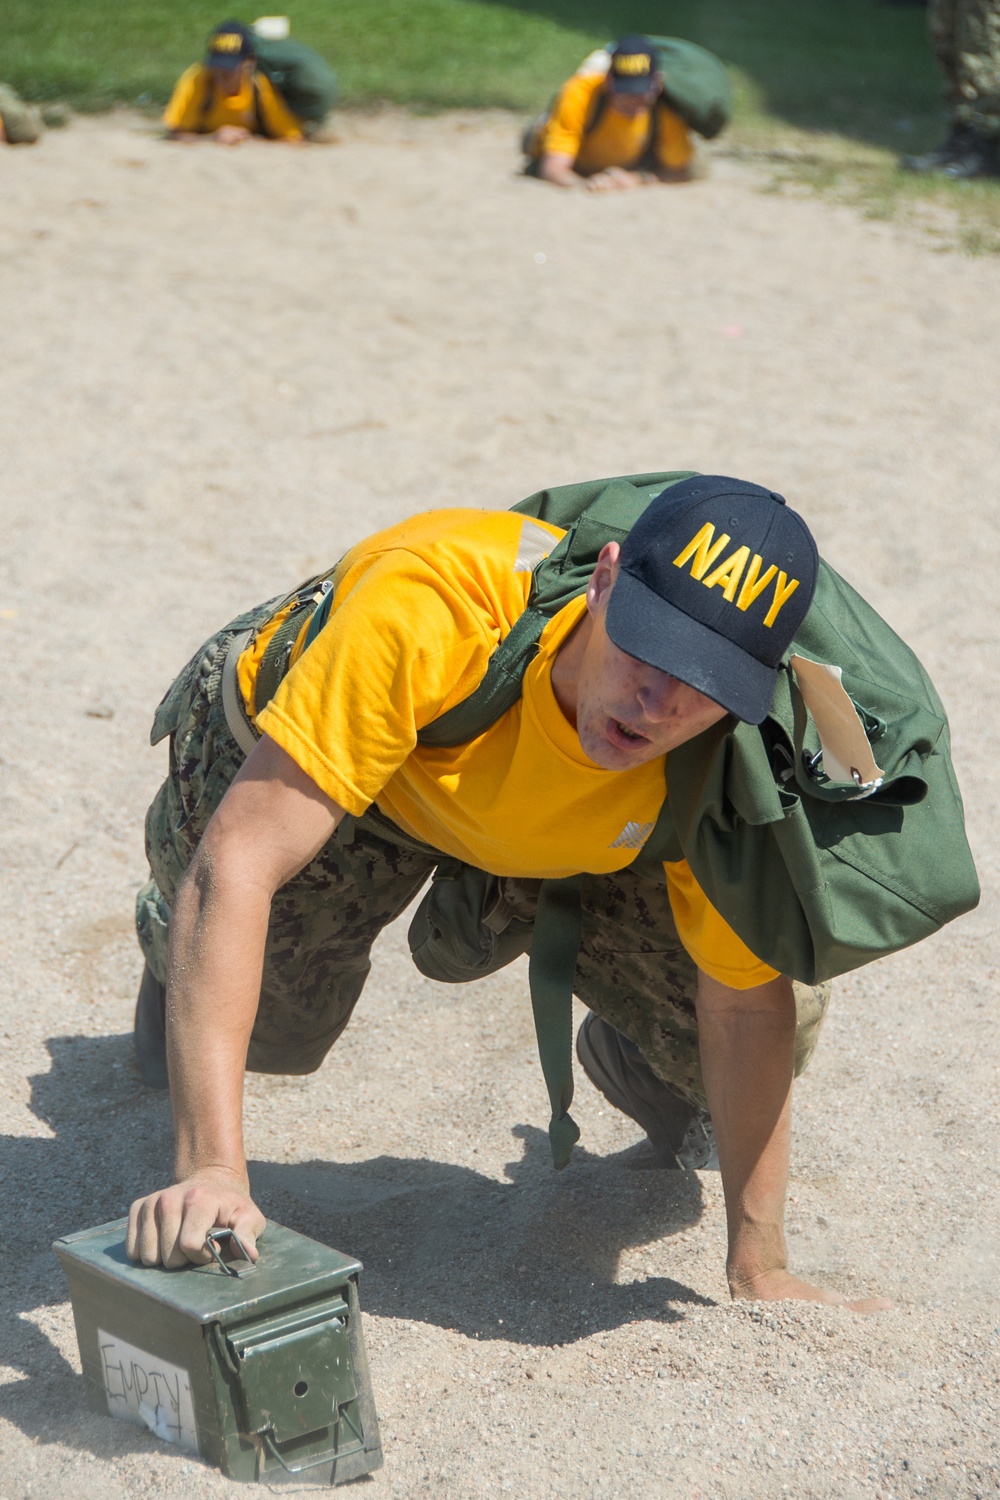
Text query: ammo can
53 1218 383 1485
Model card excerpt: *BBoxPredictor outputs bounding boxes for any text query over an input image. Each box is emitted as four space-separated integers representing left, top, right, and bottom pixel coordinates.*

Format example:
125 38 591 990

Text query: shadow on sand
1 1033 709 1455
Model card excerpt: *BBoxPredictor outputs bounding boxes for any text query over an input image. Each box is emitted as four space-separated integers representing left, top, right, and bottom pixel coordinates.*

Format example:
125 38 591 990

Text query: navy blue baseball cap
605 476 819 723
608 36 658 94
206 19 257 68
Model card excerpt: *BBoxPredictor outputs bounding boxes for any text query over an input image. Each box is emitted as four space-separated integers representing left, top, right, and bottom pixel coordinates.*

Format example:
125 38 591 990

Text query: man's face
210 60 252 98
572 547 730 771
606 79 660 119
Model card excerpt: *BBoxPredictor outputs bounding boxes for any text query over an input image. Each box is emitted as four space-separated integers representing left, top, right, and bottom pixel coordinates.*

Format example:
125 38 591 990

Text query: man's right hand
214 125 252 146
585 166 642 192
126 1168 266 1268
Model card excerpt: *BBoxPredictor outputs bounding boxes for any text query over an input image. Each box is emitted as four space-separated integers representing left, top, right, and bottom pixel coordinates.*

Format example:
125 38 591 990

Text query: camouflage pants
930 0 1000 134
136 604 829 1107
136 602 438 1075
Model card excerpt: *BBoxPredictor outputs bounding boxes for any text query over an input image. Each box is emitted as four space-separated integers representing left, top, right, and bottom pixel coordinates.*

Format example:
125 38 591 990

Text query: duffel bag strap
254 580 333 713
529 874 584 1170
221 626 260 757
219 578 336 756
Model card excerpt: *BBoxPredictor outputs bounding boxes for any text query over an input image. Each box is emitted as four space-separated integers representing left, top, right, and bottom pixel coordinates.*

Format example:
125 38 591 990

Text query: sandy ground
1 107 999 1500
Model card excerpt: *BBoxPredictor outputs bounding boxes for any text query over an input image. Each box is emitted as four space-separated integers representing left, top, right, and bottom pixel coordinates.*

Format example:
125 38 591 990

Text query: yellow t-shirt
252 509 776 990
539 69 693 175
163 64 303 140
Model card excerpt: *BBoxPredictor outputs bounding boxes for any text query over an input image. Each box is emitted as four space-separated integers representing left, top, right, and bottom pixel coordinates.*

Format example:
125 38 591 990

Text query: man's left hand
696 972 893 1317
585 166 643 192
214 125 251 146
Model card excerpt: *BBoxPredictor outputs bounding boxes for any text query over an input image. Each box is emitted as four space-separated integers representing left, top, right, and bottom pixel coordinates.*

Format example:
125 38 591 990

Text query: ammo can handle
260 1414 360 1476
205 1227 255 1277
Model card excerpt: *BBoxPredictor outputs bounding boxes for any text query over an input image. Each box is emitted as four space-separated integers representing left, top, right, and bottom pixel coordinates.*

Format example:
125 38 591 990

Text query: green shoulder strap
417 470 696 749
416 471 697 1168
528 786 680 1170
529 875 584 1169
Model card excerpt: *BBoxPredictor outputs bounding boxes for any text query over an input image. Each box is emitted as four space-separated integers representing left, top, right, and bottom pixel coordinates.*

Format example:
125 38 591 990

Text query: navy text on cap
605 475 819 724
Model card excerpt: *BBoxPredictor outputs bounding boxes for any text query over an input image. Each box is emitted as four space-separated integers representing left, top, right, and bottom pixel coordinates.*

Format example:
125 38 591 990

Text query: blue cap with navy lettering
608 36 658 94
206 18 257 68
605 475 819 724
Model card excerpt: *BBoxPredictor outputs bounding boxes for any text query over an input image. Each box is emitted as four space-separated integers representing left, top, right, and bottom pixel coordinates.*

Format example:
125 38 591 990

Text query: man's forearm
167 844 273 1183
695 974 797 1291
127 735 345 1268
538 150 582 187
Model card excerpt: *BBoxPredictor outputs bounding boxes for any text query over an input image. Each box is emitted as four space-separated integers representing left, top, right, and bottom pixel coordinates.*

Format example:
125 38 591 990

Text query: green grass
6 0 999 248
726 135 1000 254
5 0 576 112
1 0 939 126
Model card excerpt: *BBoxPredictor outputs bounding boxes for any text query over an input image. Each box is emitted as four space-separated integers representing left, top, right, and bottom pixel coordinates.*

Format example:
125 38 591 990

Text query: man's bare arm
126 734 346 1268
537 151 644 192
696 972 890 1313
537 150 585 188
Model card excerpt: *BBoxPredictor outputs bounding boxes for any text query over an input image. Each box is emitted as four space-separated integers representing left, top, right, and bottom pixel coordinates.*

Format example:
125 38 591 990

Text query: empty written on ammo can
53 1218 383 1486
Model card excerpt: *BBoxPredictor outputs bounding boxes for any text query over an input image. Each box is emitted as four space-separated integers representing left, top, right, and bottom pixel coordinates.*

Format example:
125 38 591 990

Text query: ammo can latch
213 1295 364 1474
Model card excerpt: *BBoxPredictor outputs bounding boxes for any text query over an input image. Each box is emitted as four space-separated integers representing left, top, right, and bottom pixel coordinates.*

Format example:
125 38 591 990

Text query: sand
0 108 998 1500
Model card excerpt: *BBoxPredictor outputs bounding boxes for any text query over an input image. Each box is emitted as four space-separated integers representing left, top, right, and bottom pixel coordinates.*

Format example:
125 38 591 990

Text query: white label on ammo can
98 1328 198 1453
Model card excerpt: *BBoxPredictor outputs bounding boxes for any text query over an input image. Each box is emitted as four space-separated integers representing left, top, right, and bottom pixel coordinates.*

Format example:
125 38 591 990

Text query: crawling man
128 474 973 1310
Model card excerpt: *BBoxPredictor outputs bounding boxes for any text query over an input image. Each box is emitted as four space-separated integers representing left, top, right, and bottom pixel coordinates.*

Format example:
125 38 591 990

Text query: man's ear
586 541 621 616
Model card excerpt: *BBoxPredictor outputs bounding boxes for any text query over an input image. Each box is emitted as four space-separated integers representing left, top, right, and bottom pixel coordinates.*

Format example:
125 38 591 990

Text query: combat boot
902 122 976 172
575 1011 718 1170
133 962 169 1089
943 131 1000 180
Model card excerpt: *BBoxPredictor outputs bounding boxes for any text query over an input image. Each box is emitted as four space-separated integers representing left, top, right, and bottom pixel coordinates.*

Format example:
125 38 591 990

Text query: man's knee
247 964 370 1075
135 878 171 986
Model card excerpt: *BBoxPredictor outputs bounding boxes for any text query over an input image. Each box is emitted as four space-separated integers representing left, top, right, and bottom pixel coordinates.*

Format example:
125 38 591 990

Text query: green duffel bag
405 470 979 1166
254 36 338 124
418 469 979 983
645 37 733 140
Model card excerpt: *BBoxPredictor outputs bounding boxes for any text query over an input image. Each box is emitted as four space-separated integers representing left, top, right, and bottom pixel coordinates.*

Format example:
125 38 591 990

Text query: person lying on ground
163 18 303 145
528 34 695 191
120 473 979 1311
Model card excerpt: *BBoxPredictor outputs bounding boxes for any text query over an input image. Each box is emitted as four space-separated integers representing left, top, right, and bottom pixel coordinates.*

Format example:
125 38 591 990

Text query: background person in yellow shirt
125 476 887 1314
163 19 303 145
533 35 695 192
